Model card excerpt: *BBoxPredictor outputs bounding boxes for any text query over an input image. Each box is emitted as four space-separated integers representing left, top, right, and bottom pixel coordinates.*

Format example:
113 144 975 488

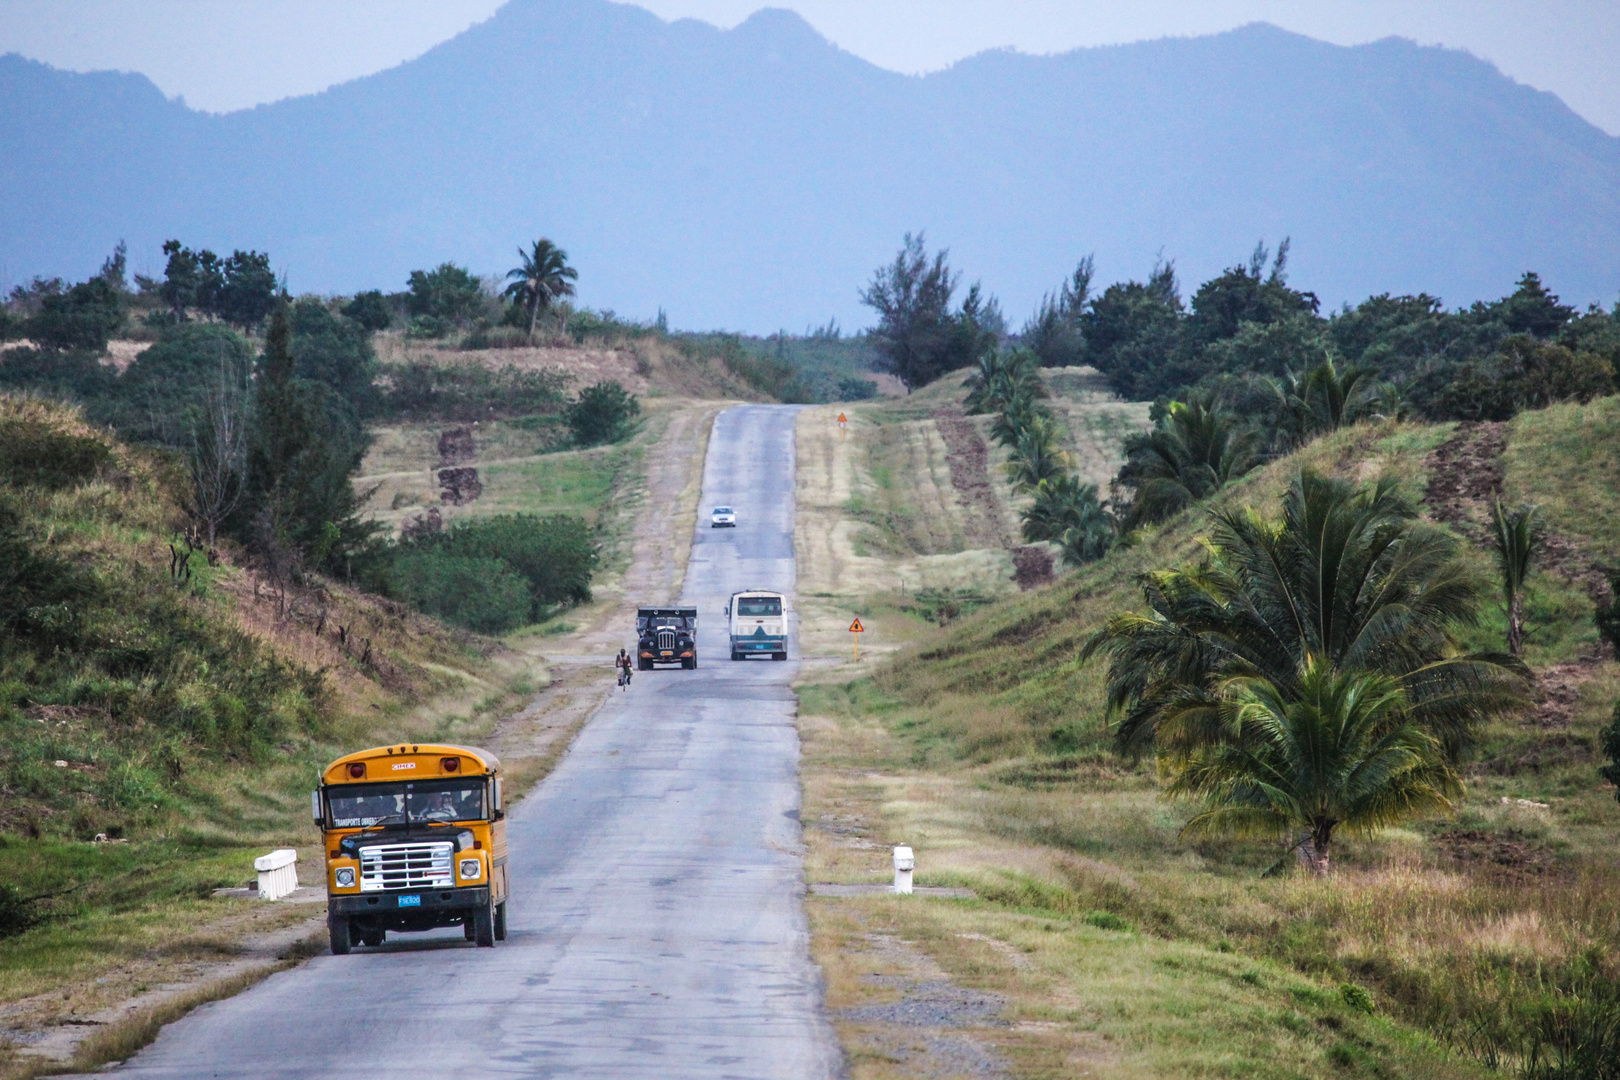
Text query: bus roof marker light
441 757 460 772
347 762 365 778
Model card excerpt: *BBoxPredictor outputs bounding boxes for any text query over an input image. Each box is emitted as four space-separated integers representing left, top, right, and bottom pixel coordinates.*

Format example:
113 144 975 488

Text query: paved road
99 405 841 1079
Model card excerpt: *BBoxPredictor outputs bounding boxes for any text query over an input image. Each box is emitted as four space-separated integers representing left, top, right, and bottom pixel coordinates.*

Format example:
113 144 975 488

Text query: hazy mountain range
3 0 1618 331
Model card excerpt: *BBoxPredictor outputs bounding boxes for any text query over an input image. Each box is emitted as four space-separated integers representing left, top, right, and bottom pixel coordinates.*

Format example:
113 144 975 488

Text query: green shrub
1083 910 1135 933
0 346 117 403
406 314 453 340
1599 701 1620 803
105 322 253 445
25 277 124 352
836 376 879 401
1340 982 1376 1014
375 360 569 422
567 381 640 446
342 290 393 332
0 419 110 489
432 513 597 610
388 552 532 634
0 883 43 939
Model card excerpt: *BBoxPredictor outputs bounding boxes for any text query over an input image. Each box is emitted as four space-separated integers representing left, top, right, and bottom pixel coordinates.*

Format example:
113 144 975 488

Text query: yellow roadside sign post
849 617 864 659
837 412 847 441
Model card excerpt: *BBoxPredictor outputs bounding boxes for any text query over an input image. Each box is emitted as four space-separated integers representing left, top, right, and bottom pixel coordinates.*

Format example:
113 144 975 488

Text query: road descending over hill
98 404 841 1078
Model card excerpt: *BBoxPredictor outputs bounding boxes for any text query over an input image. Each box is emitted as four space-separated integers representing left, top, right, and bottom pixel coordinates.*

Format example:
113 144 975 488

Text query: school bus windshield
325 780 485 828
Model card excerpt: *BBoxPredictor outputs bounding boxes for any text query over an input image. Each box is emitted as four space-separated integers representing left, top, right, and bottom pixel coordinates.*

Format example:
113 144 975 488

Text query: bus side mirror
311 790 323 827
724 604 729 616
492 778 504 819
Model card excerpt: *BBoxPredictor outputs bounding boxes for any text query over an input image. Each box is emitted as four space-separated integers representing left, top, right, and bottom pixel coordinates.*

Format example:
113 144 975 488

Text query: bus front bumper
329 885 489 916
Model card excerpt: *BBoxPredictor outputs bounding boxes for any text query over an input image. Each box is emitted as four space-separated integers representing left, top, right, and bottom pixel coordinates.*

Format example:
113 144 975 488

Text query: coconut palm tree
1021 473 1114 563
1273 358 1386 445
504 239 578 335
1170 660 1463 875
1489 500 1540 655
966 348 1046 418
1083 469 1528 760
1005 415 1068 492
1116 392 1259 529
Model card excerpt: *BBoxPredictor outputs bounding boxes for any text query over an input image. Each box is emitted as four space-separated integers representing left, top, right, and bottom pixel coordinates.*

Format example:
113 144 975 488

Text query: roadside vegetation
802 396 1620 1078
801 238 1620 1078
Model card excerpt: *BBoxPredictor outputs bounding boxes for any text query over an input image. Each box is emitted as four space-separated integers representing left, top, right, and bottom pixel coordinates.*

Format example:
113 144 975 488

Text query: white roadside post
892 845 914 895
254 849 299 900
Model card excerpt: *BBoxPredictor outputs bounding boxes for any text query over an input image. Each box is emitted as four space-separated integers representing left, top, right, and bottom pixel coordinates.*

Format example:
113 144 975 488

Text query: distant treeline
864 234 1618 420
0 240 655 634
862 232 1618 567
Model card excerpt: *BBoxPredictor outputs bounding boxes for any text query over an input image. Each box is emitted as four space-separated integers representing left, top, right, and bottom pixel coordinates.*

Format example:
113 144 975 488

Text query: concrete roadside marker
254 849 299 900
893 845 914 894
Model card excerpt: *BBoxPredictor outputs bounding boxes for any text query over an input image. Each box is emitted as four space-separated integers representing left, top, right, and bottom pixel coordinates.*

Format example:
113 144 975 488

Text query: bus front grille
358 841 454 891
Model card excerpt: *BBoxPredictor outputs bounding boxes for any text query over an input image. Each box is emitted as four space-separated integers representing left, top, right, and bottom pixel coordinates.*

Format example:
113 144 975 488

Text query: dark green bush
107 322 253 445
375 361 569 422
406 264 484 326
0 419 110 490
388 552 532 634
567 381 640 446
25 277 124 353
836 377 879 401
432 513 597 610
0 346 117 403
406 315 453 340
0 883 43 939
342 290 394 332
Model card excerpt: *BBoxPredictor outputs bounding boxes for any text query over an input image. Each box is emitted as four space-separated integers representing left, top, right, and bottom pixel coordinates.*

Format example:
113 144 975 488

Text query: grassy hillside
798 393 1620 1077
793 366 1150 661
0 395 534 1071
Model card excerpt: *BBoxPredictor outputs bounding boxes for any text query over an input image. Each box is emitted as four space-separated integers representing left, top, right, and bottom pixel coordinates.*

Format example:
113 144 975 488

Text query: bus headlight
334 867 355 888
458 859 481 880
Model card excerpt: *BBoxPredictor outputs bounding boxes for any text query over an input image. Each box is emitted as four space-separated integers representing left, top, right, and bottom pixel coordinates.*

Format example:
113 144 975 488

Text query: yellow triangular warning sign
848 618 865 632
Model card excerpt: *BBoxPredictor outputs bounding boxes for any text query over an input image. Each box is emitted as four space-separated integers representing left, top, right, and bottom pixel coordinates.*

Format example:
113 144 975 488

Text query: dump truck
637 606 698 669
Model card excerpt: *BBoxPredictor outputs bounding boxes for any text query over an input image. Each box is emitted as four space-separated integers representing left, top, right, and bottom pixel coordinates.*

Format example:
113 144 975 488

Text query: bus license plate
397 895 421 907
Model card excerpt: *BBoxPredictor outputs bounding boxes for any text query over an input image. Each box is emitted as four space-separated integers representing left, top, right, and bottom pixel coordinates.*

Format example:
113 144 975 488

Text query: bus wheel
494 902 507 941
463 919 476 942
731 651 742 661
773 652 787 661
363 929 384 947
328 914 351 956
474 900 496 947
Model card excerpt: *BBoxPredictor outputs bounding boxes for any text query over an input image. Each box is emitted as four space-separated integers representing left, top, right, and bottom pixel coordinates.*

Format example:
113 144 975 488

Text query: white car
710 506 736 528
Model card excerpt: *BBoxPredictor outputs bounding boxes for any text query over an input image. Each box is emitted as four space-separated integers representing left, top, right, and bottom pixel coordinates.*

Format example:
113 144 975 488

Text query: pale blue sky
2 0 1616 134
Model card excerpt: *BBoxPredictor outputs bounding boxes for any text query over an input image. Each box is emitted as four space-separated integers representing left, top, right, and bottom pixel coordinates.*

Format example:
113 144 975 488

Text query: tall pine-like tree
242 303 374 570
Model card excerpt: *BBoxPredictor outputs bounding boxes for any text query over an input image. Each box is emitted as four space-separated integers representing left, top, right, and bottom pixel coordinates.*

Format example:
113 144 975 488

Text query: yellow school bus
313 743 508 953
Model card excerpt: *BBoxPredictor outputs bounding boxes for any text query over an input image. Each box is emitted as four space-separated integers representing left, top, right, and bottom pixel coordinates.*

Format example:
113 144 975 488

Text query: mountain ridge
2 0 1617 330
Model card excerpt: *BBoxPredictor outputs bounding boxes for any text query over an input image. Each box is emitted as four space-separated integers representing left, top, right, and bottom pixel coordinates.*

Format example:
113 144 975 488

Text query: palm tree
1005 415 1068 492
1489 500 1540 655
1058 504 1115 566
988 388 1049 448
1117 392 1259 529
1170 660 1462 875
505 239 578 335
1083 469 1528 760
1021 472 1114 560
1273 359 1385 445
